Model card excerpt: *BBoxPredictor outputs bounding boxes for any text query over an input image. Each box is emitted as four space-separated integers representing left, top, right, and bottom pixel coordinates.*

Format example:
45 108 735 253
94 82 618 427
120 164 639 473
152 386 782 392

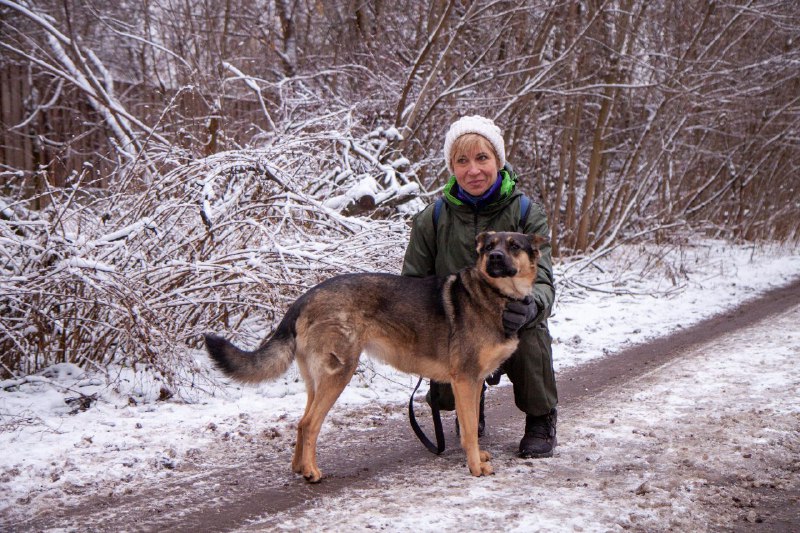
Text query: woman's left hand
502 296 538 336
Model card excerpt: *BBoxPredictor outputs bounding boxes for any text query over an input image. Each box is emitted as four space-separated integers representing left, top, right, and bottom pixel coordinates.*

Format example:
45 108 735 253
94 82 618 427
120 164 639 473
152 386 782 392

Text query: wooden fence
0 63 265 194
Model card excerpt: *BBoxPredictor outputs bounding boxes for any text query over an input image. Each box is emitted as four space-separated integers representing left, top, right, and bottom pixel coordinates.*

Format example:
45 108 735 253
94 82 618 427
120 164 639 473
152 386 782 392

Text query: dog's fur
205 231 547 482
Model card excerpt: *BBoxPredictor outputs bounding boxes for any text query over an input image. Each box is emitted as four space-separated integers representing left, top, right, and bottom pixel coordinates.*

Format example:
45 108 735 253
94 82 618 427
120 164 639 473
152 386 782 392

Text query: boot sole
518 449 554 459
518 438 557 459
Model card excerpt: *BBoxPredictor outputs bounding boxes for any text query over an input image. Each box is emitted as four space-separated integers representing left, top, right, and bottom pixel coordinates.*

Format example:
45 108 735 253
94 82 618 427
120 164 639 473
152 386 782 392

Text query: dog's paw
467 460 494 477
479 450 492 462
291 460 303 474
302 466 323 483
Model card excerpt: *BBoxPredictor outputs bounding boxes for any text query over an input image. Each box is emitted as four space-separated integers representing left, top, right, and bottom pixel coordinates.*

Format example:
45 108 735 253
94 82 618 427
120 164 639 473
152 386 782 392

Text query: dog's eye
483 243 494 252
509 241 521 251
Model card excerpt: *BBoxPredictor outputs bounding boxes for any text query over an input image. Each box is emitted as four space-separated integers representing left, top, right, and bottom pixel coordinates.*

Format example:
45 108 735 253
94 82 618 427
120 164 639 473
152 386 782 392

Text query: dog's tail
205 316 297 384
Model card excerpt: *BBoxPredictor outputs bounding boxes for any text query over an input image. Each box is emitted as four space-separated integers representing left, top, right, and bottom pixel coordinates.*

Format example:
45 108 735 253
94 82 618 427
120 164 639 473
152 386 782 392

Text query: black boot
456 383 486 438
519 408 557 458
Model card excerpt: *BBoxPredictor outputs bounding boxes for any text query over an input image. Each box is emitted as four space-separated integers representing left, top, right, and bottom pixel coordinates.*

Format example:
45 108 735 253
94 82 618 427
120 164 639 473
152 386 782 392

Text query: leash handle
408 376 445 455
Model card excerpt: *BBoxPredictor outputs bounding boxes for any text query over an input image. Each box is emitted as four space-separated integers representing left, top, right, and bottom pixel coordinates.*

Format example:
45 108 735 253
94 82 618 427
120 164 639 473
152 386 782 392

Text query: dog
205 231 547 482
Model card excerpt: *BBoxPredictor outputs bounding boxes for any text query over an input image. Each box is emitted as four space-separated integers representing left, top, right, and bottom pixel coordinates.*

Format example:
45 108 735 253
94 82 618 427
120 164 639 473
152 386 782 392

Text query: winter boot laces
519 408 557 458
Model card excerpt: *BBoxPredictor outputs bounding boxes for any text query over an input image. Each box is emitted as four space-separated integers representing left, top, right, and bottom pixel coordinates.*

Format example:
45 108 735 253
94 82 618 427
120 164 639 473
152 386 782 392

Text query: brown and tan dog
205 231 547 482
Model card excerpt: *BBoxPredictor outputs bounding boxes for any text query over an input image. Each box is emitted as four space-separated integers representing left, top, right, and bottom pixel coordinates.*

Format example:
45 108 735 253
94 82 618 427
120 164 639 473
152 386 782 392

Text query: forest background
1 0 798 391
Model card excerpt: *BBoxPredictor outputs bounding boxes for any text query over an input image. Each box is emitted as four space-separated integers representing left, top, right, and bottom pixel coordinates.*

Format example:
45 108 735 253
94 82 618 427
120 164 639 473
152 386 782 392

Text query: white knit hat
443 115 506 174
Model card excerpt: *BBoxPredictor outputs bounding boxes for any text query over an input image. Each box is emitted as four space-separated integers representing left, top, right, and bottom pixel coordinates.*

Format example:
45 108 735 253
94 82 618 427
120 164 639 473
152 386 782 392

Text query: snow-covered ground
251 305 800 531
1 239 799 530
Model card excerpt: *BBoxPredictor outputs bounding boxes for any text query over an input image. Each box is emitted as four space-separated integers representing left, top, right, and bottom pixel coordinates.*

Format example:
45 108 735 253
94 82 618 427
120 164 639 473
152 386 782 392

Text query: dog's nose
488 251 505 262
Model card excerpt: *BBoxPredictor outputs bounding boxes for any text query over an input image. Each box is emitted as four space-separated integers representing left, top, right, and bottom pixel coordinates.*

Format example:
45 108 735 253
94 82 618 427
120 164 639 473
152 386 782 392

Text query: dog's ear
475 231 495 253
526 234 549 262
526 233 549 249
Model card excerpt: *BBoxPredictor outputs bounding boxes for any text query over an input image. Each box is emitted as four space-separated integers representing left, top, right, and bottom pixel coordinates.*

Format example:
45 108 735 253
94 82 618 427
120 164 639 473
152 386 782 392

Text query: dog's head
476 231 548 298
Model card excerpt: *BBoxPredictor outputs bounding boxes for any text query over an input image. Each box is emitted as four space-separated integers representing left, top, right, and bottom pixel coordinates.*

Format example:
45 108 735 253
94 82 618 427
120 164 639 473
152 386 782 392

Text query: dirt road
17 279 800 532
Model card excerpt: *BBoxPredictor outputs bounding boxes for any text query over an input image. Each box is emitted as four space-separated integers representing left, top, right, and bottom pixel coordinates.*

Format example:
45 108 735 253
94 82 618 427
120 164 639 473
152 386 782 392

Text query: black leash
408 376 445 454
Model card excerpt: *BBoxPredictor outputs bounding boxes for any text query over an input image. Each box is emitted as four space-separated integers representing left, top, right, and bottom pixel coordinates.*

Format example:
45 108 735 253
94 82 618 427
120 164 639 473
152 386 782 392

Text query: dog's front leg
452 379 493 476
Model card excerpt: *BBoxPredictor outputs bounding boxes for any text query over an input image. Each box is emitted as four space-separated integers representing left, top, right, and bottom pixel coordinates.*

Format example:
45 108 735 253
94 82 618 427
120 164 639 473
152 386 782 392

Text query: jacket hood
442 167 519 211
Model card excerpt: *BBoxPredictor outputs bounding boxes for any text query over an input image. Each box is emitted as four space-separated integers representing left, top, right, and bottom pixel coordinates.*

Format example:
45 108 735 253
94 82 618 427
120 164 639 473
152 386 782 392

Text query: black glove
502 295 538 336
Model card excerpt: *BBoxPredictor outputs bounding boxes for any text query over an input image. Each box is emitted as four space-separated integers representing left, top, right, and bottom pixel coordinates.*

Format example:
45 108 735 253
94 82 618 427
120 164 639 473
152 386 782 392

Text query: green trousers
427 321 558 417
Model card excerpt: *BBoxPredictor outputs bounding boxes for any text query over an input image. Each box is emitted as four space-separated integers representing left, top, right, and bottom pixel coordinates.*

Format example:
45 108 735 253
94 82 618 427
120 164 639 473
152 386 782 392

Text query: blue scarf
454 174 503 210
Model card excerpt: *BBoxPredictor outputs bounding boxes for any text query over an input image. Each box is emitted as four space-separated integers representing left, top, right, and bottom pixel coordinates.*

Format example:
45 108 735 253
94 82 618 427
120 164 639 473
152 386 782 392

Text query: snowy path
247 305 800 532
4 243 799 531
12 295 799 531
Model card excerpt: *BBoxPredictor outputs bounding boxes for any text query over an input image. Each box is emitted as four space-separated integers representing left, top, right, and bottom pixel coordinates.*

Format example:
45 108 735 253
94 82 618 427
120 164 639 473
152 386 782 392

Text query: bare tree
1 0 798 383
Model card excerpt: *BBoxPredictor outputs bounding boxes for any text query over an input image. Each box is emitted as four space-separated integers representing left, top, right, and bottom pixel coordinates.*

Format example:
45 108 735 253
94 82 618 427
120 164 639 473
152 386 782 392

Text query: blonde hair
449 134 500 171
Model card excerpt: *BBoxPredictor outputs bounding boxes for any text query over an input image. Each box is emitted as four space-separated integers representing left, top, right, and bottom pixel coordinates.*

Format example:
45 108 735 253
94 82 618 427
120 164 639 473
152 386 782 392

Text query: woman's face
451 135 501 197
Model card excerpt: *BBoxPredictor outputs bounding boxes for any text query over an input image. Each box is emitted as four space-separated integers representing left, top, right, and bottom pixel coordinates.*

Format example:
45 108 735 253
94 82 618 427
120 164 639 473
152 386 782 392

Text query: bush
0 128 419 391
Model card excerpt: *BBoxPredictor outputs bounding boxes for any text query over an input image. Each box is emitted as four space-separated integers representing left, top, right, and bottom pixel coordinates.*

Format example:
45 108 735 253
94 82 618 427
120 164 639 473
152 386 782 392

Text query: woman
402 115 558 458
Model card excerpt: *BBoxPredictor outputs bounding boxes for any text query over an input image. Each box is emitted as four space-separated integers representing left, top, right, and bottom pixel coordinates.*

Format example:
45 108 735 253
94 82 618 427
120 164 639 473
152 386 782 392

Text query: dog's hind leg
295 348 358 483
291 352 315 475
452 379 493 476
292 384 314 475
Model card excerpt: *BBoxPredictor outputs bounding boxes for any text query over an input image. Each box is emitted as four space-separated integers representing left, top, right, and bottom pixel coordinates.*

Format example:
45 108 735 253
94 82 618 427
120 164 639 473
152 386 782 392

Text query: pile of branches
0 129 418 392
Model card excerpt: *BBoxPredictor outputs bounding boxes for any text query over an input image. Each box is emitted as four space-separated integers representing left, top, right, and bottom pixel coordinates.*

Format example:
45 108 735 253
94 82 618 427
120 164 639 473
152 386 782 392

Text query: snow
550 240 800 370
1 239 799 529
94 217 154 244
57 258 116 273
258 307 799 531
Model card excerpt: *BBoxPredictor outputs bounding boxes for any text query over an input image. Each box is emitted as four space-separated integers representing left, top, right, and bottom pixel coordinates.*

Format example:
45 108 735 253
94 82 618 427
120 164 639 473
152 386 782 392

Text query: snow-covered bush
0 127 420 392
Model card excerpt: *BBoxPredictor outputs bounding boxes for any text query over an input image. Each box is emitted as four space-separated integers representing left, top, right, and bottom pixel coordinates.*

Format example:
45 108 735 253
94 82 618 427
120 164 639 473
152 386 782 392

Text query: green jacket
401 171 555 326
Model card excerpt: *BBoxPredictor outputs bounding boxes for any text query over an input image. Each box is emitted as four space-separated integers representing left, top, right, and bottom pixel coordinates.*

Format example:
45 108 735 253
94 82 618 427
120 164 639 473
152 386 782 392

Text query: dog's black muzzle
486 251 518 278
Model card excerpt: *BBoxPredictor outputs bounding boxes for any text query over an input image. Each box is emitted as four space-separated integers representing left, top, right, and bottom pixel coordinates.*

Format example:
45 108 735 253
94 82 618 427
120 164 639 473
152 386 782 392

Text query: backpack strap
518 195 531 232
432 197 445 239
